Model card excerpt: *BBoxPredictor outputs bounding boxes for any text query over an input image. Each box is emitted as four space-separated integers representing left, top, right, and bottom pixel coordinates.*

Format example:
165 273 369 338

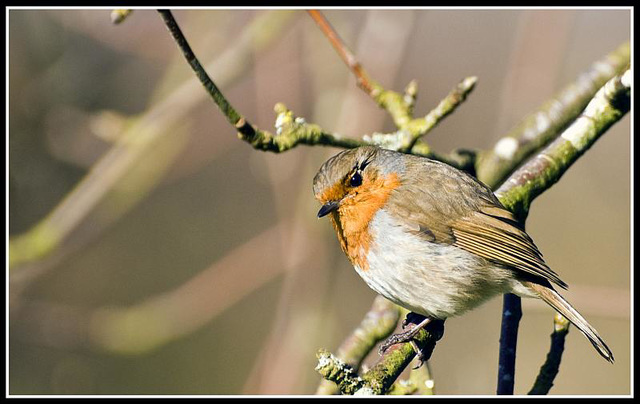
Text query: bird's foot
402 312 428 330
379 313 433 368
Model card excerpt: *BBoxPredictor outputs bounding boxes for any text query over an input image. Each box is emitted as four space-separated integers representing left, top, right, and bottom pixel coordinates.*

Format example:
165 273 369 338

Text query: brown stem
307 9 376 95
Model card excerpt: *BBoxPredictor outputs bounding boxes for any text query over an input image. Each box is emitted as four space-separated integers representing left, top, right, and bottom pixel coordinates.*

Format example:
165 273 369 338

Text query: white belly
356 209 521 319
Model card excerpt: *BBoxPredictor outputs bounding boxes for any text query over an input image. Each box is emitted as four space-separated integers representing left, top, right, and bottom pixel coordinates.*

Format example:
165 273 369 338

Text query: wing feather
386 155 568 289
451 209 568 289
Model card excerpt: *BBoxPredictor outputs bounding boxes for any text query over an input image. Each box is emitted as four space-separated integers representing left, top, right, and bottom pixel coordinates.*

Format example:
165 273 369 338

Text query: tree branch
306 9 376 95
308 9 477 159
476 41 629 189
496 293 522 394
316 319 445 395
495 69 631 220
403 76 477 152
315 296 401 395
361 76 478 153
493 68 630 394
387 358 436 395
154 10 629 395
157 10 256 140
315 350 366 395
528 314 571 395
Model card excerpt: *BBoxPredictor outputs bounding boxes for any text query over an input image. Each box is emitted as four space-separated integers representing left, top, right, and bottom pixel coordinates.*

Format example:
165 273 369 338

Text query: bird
313 145 613 363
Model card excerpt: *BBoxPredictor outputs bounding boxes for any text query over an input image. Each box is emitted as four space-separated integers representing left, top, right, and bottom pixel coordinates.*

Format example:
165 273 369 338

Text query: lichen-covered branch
528 314 571 395
316 319 445 395
241 103 367 152
476 41 630 189
404 76 477 152
362 76 478 153
308 10 477 158
157 8 476 170
495 68 631 221
387 358 435 395
315 350 366 395
493 68 630 394
316 296 401 395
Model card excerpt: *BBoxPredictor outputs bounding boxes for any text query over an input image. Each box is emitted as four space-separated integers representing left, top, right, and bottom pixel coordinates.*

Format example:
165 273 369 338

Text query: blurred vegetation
8 9 631 395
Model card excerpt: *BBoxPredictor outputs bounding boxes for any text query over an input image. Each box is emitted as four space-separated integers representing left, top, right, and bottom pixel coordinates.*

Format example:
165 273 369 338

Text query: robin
313 145 613 363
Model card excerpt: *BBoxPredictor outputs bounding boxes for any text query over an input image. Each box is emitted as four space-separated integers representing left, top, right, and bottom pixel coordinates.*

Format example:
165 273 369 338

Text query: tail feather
524 281 614 363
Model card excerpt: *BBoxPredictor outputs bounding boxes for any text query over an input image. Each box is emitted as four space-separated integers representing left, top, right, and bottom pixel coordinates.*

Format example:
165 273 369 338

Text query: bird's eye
349 172 363 187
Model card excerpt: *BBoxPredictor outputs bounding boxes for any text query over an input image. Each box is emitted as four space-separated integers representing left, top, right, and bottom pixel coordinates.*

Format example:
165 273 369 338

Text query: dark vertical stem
528 315 570 395
497 293 522 394
156 9 256 139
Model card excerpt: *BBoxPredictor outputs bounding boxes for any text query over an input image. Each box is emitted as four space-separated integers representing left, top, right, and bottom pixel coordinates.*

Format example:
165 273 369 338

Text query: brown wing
387 154 568 289
450 207 567 289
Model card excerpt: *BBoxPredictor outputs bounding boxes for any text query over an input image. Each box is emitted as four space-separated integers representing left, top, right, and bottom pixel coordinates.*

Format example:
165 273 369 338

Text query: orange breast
323 173 401 271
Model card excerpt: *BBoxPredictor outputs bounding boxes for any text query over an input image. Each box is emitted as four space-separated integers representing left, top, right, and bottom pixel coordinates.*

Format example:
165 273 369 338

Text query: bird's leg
402 311 428 329
379 312 432 367
409 340 427 369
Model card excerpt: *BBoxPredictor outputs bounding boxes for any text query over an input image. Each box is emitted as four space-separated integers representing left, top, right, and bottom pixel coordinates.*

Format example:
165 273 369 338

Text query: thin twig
307 9 376 95
403 76 478 152
308 9 477 153
528 314 571 395
157 10 257 140
155 10 369 153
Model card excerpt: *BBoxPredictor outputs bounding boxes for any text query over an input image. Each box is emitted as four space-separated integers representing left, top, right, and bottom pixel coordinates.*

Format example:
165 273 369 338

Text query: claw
378 315 433 356
409 340 426 369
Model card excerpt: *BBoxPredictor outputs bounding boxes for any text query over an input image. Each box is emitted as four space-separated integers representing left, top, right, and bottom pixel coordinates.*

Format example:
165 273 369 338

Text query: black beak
317 201 340 218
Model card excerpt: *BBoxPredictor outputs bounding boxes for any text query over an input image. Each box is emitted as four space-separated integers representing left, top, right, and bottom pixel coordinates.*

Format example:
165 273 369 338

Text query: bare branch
496 293 522 394
528 314 571 395
307 10 376 95
308 10 477 157
477 41 630 189
157 10 256 139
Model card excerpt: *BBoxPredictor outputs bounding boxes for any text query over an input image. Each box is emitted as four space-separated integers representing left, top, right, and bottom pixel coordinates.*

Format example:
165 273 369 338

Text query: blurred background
8 8 630 395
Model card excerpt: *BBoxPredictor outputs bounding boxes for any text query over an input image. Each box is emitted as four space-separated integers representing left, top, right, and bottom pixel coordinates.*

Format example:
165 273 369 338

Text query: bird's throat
329 173 401 272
